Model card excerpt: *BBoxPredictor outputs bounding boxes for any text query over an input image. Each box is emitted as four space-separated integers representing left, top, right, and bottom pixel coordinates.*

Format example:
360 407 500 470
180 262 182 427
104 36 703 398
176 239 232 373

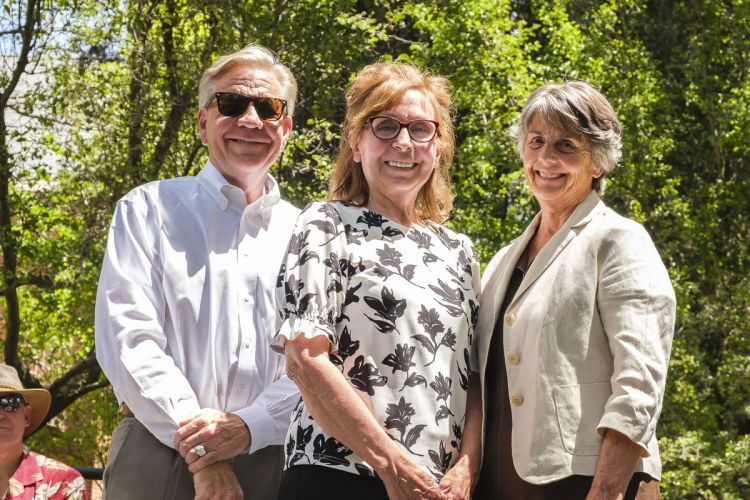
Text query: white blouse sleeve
458 234 482 374
273 202 351 354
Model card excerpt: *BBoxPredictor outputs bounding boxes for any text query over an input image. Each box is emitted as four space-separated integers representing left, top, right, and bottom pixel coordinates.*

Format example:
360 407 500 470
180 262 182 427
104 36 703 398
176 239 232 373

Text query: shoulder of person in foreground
9 451 87 500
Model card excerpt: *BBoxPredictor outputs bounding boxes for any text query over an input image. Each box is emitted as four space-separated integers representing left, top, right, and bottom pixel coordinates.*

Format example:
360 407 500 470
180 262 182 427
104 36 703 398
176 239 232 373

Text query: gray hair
198 44 298 117
510 80 622 194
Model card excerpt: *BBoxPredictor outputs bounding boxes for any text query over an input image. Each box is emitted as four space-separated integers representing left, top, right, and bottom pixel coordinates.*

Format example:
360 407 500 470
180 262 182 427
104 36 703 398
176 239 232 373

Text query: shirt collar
197 161 282 221
12 447 43 487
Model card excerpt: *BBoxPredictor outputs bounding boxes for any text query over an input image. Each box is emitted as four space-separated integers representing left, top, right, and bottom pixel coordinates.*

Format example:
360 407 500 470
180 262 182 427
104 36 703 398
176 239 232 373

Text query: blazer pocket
553 382 610 456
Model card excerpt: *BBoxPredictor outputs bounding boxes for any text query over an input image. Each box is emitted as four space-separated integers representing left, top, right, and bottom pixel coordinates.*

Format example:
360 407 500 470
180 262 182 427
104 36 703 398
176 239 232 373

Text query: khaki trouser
103 417 283 499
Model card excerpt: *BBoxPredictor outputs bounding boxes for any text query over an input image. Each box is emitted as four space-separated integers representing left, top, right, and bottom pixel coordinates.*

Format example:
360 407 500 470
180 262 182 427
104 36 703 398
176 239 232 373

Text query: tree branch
48 353 101 394
17 274 57 289
182 139 204 177
1 0 42 371
149 0 193 178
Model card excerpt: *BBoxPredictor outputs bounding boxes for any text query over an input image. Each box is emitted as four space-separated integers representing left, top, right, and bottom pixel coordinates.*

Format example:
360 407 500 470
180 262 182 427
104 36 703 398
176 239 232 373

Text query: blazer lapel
509 191 605 307
483 214 541 325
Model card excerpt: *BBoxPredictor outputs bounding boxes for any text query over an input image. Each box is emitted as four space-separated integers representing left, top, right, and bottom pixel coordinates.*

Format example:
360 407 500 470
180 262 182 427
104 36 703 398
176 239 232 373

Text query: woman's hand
439 374 482 499
438 456 472 499
379 453 448 500
585 428 643 500
285 334 446 499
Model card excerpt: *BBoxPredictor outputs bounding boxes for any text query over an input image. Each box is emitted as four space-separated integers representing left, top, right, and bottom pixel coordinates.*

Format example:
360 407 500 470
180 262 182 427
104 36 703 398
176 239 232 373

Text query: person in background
95 44 300 499
273 62 482 500
474 80 675 499
0 363 87 499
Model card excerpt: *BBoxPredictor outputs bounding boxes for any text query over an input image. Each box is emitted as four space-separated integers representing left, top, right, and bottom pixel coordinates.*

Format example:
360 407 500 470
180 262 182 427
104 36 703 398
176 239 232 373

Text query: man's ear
281 115 293 138
198 108 209 145
23 404 31 427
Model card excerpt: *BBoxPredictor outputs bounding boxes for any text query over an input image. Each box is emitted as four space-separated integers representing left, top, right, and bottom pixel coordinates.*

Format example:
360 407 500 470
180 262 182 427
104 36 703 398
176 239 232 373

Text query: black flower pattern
382 343 427 391
330 326 360 367
373 244 422 288
364 286 407 335
412 305 457 366
430 373 452 402
347 355 388 396
428 440 453 481
313 435 352 466
286 229 320 269
430 278 473 329
284 275 316 315
385 396 426 456
276 201 479 477
357 210 386 228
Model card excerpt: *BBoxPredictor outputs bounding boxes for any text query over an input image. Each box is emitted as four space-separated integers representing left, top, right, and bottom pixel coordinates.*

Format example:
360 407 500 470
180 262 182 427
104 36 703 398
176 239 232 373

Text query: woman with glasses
273 62 482 500
474 81 675 499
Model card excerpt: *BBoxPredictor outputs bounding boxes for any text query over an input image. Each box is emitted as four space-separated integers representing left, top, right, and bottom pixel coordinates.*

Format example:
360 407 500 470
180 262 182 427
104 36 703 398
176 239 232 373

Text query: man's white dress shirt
95 162 301 453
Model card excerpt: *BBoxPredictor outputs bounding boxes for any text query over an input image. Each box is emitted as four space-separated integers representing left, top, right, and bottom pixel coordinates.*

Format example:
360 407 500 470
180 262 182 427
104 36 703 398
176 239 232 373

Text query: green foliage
2 0 748 496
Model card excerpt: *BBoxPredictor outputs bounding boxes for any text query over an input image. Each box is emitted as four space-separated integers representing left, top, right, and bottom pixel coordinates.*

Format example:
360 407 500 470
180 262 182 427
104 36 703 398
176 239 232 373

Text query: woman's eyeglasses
208 92 287 121
0 394 25 412
366 116 439 143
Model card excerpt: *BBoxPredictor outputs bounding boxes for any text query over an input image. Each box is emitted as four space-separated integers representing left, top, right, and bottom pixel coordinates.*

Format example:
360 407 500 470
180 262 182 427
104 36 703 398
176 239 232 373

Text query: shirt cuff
233 404 277 455
272 315 338 354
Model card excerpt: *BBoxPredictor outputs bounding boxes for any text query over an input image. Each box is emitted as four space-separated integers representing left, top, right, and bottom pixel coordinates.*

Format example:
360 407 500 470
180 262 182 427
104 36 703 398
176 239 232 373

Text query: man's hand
173 408 252 473
193 461 243 500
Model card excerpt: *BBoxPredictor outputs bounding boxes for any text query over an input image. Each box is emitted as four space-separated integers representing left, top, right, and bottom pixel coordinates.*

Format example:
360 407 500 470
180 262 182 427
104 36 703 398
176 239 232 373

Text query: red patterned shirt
4 448 87 499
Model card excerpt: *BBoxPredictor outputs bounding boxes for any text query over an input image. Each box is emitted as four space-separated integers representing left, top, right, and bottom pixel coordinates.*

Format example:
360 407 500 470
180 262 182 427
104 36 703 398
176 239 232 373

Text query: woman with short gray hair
474 80 675 499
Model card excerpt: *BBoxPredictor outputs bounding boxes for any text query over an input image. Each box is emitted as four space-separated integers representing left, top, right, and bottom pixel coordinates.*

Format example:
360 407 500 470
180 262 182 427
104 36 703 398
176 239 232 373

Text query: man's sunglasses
0 394 25 412
208 92 287 121
365 116 439 143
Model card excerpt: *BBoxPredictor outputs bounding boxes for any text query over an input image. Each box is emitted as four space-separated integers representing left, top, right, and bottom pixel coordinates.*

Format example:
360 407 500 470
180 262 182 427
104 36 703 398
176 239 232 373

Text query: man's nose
237 103 263 127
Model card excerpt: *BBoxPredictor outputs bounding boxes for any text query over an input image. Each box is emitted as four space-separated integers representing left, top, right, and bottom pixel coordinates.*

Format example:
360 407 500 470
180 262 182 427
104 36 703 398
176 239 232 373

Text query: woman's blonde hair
329 62 456 223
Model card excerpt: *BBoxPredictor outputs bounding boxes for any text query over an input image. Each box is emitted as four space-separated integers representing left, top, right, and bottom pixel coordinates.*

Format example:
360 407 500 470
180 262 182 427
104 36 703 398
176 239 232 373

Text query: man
0 364 87 499
95 44 301 499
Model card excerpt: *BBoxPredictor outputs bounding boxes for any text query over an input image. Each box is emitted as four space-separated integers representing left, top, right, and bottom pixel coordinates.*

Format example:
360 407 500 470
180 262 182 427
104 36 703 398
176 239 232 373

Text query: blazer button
507 353 520 365
505 313 516 326
511 394 524 406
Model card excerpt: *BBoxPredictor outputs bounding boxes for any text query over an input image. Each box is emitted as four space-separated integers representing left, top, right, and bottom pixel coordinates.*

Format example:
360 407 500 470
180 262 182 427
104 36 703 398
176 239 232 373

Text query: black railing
75 467 104 481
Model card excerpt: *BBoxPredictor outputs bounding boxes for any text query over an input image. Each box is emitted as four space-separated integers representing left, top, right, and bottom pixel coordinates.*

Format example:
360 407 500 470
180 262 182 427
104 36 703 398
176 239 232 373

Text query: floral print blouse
273 202 480 481
5 448 87 499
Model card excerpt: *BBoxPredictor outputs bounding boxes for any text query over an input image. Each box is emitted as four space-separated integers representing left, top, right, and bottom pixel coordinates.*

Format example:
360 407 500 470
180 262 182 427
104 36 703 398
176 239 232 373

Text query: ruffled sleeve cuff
272 314 339 354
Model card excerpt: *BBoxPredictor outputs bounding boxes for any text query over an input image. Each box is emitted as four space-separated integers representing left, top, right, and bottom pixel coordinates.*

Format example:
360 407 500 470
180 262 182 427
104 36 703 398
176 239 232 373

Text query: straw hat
0 363 51 437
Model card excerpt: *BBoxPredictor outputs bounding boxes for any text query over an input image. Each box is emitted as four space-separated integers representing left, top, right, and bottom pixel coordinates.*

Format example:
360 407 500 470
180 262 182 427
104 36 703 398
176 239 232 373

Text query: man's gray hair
198 44 298 117
510 80 622 194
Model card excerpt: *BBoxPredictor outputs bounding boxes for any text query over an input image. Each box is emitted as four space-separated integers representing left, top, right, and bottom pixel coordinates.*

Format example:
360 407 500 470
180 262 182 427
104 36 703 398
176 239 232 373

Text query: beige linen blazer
476 191 676 484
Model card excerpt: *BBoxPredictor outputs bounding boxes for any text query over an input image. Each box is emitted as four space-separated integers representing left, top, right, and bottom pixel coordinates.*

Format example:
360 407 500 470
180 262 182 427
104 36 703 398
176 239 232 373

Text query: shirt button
507 353 520 365
243 296 250 303
511 394 524 406
505 313 516 326
244 342 251 349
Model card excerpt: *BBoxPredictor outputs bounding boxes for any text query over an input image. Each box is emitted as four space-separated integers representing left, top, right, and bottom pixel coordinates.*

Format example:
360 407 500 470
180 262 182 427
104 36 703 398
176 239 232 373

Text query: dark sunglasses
208 92 287 121
366 116 439 143
0 394 25 412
